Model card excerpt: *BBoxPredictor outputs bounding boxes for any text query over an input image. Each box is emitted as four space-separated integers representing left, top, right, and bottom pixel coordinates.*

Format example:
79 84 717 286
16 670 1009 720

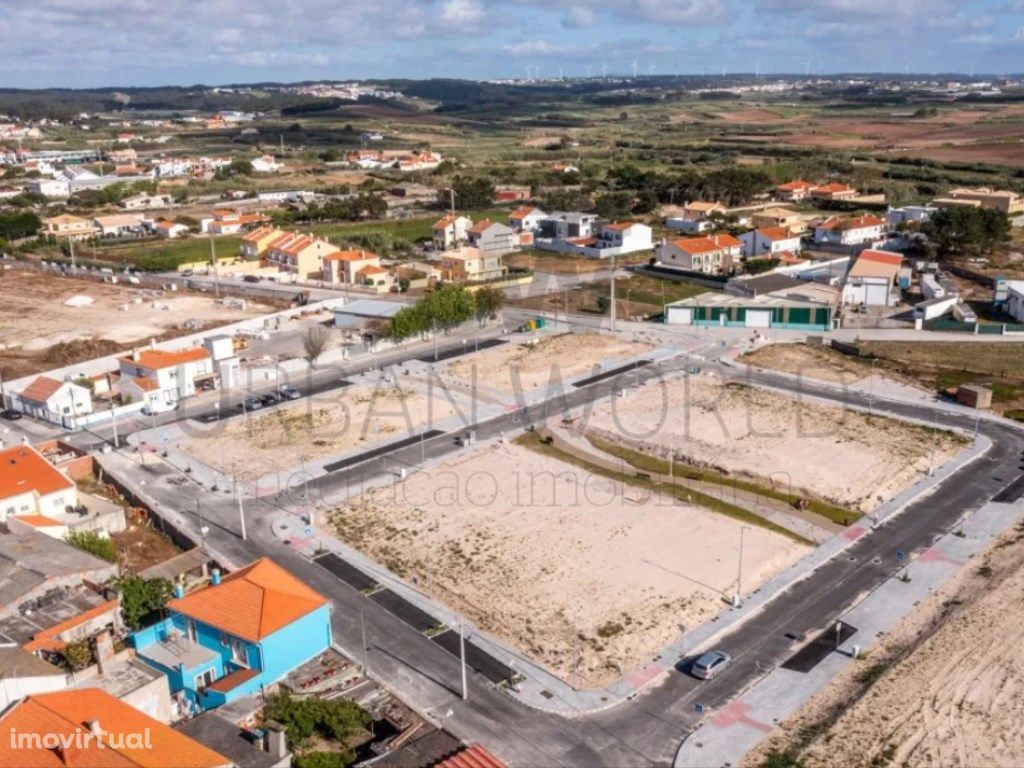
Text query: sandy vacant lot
332 441 807 687
445 332 653 394
747 523 1024 768
586 376 963 512
0 270 270 351
183 381 462 475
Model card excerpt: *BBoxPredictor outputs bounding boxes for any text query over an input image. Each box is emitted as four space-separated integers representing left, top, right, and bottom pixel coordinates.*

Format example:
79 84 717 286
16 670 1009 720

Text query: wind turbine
585 64 593 78
649 62 656 76
601 61 608 79
632 59 639 78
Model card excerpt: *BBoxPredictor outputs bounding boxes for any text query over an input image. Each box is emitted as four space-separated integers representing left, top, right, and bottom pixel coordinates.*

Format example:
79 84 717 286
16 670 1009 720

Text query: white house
433 214 473 250
842 249 903 307
250 155 282 173
152 158 194 178
886 205 937 228
596 222 653 254
93 214 147 238
121 193 173 211
27 178 70 198
508 205 547 233
656 234 743 275
14 377 93 426
814 215 886 247
0 445 77 524
118 345 215 408
739 227 803 259
152 219 190 239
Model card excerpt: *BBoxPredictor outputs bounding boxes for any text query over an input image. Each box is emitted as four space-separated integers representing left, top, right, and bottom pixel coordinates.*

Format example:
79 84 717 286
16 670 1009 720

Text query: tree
65 531 116 563
594 191 634 220
474 285 505 325
922 206 1010 261
596 294 612 315
295 753 349 768
0 211 41 240
302 325 333 368
62 640 94 672
420 284 476 331
116 575 172 629
264 691 369 752
443 176 495 210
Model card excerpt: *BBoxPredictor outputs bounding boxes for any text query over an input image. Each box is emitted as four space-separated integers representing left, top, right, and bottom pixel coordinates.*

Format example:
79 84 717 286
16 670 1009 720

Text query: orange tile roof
755 227 793 240
818 214 885 231
0 689 230 768
433 214 458 229
435 745 508 768
12 514 65 529
130 377 158 392
603 221 636 231
812 182 853 194
24 599 119 653
468 219 494 235
205 667 258 694
776 179 814 191
672 234 742 254
509 206 535 220
324 249 379 262
20 376 65 403
0 445 75 501
241 226 279 244
167 558 328 642
120 347 210 371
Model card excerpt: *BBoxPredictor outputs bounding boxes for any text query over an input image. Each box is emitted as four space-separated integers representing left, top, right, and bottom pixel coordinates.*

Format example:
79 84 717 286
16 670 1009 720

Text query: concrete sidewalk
675 494 1024 767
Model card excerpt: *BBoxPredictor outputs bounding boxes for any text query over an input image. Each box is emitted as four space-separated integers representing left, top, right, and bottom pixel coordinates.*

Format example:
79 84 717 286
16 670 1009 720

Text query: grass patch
515 432 813 545
586 434 858 525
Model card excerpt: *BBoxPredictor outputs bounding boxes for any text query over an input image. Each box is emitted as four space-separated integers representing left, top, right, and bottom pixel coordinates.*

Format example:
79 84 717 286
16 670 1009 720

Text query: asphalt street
98 347 1024 767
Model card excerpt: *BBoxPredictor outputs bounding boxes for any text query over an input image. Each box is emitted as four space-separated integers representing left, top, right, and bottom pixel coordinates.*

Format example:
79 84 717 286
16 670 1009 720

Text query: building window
186 620 197 644
231 638 247 666
195 669 215 691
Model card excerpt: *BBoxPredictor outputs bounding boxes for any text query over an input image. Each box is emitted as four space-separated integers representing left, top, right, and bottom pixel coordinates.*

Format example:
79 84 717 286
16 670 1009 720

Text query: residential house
751 206 805 233
656 234 743 275
467 220 518 256
28 177 70 198
121 192 173 210
93 213 146 238
508 205 547 234
240 226 286 259
666 281 838 331
936 187 1024 216
206 209 270 235
119 344 215 408
106 147 137 164
131 559 332 714
0 646 67 710
0 184 23 200
842 249 904 307
596 222 654 254
0 690 230 767
739 227 803 259
814 214 886 247
1001 280 1024 323
42 213 94 241
774 179 816 202
250 155 282 173
323 249 388 287
0 444 77 525
264 231 341 279
433 214 473 250
666 200 727 234
396 150 442 171
809 182 858 201
153 157 195 178
15 376 93 424
347 149 386 169
153 219 190 238
440 246 507 283
553 162 579 174
887 205 938 227
536 211 599 240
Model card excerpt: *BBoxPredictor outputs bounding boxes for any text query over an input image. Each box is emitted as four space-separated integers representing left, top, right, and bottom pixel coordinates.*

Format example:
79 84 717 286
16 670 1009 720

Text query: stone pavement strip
674 496 1024 768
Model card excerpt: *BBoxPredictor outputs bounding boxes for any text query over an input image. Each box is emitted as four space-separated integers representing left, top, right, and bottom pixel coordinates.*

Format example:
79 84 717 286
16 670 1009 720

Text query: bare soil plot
0 269 274 378
746 522 1024 768
182 381 463 475
445 332 654 394
331 441 807 686
740 343 874 384
586 377 964 513
111 525 184 574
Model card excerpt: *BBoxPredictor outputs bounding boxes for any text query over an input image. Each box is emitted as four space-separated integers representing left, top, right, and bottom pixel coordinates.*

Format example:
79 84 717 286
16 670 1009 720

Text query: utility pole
235 475 246 540
459 620 468 701
110 401 120 448
360 611 369 674
69 238 76 269
609 250 617 331
210 234 219 298
734 527 746 607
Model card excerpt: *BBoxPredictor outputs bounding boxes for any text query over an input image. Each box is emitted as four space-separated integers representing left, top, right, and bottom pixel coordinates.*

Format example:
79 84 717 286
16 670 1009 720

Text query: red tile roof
20 376 66 403
468 219 494 235
167 558 328 642
0 445 75 502
24 600 119 653
205 667 258 694
602 221 636 232
672 234 742 254
324 249 379 262
120 347 210 370
817 215 885 231
0 689 230 768
755 227 794 241
776 179 815 191
434 745 508 768
858 249 903 266
508 205 535 220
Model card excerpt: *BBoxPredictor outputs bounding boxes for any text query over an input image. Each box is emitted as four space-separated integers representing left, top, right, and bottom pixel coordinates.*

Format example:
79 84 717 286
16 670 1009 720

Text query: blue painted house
131 557 331 715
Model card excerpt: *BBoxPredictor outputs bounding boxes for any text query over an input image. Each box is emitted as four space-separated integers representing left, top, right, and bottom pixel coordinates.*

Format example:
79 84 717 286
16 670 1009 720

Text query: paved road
99 351 1024 767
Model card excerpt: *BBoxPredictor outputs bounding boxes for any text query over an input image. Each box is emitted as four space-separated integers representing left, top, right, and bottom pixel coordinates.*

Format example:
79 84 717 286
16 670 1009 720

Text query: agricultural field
330 439 808 687
0 268 275 379
584 375 966 513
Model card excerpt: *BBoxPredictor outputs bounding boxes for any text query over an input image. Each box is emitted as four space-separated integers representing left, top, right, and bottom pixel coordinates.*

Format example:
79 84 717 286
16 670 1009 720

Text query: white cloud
502 40 559 55
439 0 485 26
562 6 596 27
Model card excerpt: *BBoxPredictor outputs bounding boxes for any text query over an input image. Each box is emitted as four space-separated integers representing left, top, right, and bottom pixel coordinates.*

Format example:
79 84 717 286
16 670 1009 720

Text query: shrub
65 531 117 563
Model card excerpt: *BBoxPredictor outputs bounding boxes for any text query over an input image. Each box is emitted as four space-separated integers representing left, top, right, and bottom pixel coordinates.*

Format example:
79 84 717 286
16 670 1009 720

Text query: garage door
667 307 693 325
746 309 773 328
865 283 889 306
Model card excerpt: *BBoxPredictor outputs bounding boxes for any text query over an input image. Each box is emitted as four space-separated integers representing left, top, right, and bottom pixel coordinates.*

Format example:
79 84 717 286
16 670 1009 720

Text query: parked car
279 384 301 400
691 650 731 680
239 396 264 412
141 401 180 416
0 409 22 421
260 391 282 406
243 275 262 283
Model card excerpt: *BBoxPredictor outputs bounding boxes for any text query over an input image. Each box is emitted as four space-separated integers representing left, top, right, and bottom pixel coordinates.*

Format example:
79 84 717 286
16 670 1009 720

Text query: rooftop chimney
210 568 221 586
264 721 287 760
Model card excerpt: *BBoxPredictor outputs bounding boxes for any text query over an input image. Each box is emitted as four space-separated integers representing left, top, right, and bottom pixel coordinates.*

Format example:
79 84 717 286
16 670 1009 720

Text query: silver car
691 650 731 680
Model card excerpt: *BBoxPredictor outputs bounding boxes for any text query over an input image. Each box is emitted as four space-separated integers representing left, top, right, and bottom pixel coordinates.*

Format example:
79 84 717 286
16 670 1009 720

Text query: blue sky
2 0 1022 88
